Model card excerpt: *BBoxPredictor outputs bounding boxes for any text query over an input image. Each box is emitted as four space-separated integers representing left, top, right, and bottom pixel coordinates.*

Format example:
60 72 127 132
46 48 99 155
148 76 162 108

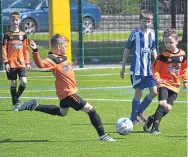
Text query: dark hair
163 28 178 40
9 11 20 19
139 9 153 20
51 34 69 48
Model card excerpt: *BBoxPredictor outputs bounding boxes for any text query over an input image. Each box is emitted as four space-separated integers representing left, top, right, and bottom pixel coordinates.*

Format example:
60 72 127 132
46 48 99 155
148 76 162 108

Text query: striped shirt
125 28 156 76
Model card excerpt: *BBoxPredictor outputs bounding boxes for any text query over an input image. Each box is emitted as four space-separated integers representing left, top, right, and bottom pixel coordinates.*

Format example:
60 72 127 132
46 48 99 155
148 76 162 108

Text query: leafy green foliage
88 0 140 15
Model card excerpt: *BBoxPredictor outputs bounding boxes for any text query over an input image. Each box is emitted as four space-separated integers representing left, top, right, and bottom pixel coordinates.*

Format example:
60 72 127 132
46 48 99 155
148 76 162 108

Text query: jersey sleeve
180 58 188 83
33 52 55 69
23 34 30 65
151 31 156 50
125 31 135 49
2 33 9 64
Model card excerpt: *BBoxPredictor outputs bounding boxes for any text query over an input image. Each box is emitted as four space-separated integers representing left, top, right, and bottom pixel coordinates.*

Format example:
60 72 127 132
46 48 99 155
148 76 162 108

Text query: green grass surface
0 68 187 157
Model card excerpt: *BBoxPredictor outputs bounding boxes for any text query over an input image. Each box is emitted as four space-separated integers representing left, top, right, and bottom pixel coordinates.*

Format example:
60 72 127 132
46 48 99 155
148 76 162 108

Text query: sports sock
130 98 140 122
35 104 64 116
16 85 26 100
138 95 152 114
152 105 167 130
88 109 105 136
10 86 17 105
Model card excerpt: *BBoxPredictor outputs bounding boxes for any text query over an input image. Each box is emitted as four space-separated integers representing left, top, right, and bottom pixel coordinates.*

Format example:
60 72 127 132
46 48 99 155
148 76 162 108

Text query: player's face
140 17 153 29
163 36 178 52
10 16 20 29
56 42 68 55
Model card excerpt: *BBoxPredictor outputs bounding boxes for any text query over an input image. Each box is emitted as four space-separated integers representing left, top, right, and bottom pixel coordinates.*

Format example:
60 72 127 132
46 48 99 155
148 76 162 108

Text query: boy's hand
29 40 37 50
5 64 10 72
184 82 188 88
156 79 165 84
26 64 31 71
120 68 125 79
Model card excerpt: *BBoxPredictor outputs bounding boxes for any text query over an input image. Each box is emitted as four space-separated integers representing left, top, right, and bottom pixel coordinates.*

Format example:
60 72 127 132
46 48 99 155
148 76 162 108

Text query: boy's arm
180 58 188 88
2 34 9 64
152 49 157 60
120 48 130 79
23 34 30 65
32 50 54 69
29 40 54 69
152 56 163 83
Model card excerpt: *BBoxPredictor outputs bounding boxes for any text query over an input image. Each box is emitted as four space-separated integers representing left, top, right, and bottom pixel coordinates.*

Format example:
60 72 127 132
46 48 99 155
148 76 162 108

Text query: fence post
78 0 84 68
153 0 159 53
0 0 3 70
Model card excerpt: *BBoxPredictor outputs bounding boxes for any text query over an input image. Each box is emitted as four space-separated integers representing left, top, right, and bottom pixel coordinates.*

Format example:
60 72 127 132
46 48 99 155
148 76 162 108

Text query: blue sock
130 99 140 122
138 95 152 114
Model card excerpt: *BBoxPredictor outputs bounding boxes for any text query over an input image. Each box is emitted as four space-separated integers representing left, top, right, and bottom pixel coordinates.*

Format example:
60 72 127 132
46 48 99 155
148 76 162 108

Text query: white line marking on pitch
0 97 186 104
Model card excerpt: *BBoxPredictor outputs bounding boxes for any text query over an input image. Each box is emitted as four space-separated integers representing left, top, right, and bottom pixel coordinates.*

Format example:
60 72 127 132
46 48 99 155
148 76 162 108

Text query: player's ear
57 45 61 50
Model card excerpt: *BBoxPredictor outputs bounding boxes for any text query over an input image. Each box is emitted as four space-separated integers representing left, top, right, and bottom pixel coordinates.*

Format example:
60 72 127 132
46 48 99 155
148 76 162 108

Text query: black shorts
60 94 87 111
158 87 178 106
6 68 27 80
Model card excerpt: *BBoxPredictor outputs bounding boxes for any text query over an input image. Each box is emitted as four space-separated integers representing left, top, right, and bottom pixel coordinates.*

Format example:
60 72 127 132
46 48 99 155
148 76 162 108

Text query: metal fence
0 0 187 69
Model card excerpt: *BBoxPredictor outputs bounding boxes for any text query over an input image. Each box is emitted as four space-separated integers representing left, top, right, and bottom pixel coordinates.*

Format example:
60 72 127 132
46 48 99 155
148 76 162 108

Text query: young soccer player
2 12 31 107
15 34 115 142
143 28 188 134
120 9 158 124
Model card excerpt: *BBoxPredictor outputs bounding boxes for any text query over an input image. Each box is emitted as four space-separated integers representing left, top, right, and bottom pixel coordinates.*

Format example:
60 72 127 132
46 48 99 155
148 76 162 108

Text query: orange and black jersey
2 31 29 68
33 52 78 100
152 49 188 93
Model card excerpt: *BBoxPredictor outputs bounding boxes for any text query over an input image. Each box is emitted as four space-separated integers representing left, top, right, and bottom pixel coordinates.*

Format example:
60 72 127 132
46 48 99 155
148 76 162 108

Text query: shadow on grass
0 139 49 143
71 123 115 126
0 139 98 143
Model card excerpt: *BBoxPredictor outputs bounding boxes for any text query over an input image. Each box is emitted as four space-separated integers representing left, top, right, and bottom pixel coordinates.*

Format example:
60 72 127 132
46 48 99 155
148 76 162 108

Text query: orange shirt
2 31 29 68
152 49 188 93
33 52 78 100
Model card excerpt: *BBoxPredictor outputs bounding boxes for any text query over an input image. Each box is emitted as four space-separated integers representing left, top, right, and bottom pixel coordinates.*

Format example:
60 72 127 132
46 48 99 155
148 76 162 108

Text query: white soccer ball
116 117 133 135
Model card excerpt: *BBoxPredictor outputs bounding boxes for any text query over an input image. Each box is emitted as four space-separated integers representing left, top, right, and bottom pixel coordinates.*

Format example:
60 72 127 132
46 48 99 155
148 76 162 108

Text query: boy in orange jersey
143 28 188 134
15 34 115 141
2 12 31 107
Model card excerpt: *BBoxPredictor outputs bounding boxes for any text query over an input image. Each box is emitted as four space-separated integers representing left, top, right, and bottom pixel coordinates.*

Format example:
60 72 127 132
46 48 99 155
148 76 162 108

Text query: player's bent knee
81 103 94 113
165 104 172 112
20 77 27 86
59 108 69 117
159 100 167 107
11 80 17 87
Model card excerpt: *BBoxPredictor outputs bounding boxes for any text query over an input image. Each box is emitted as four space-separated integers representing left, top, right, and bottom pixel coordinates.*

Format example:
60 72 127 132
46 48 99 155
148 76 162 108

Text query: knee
11 80 17 87
82 103 94 113
59 108 68 117
151 91 158 98
159 101 172 112
20 77 27 86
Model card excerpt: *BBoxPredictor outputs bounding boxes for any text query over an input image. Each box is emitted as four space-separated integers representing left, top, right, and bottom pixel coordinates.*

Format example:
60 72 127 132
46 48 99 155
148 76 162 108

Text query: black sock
152 105 167 130
16 85 26 100
35 104 64 116
88 109 105 136
10 86 17 105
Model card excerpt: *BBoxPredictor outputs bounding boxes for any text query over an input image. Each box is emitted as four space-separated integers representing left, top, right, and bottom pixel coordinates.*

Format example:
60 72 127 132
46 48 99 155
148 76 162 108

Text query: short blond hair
163 28 178 40
51 34 69 48
139 9 153 20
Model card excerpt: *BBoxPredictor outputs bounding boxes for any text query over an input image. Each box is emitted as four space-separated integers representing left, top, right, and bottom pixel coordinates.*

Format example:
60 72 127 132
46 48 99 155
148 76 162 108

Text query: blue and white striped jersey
125 28 156 76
